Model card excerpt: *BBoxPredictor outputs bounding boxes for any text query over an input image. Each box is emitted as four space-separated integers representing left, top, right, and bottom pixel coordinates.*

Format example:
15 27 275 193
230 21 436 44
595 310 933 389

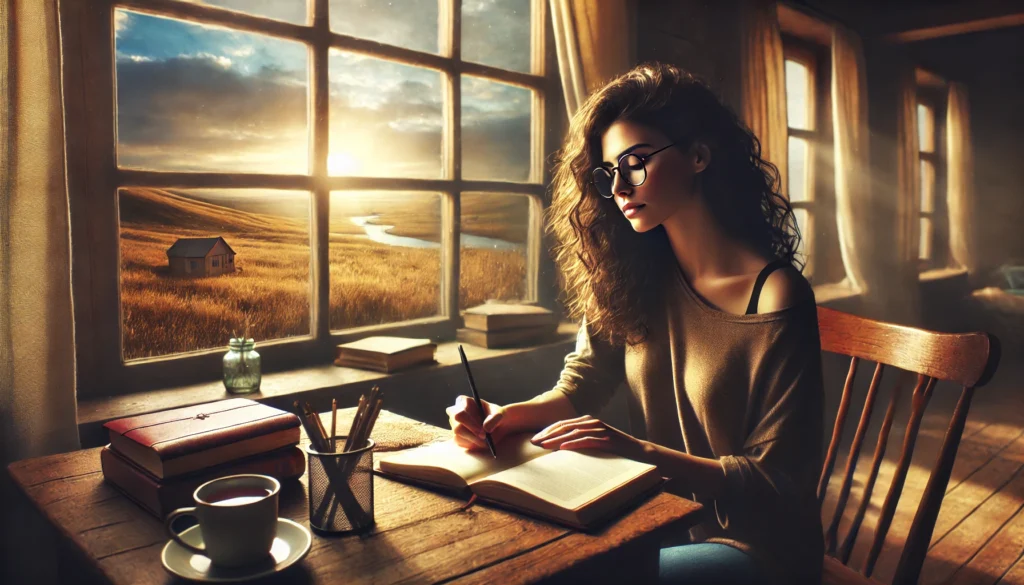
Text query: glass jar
223 338 261 394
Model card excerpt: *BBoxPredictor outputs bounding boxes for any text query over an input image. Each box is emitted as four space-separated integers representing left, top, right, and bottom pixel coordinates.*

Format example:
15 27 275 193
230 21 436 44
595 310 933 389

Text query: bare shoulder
757 264 814 313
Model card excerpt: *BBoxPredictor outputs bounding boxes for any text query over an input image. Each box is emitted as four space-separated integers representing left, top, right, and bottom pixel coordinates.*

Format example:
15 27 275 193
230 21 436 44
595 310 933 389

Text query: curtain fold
947 82 977 274
739 0 788 194
549 0 634 117
830 25 872 294
0 0 79 467
1 2 79 581
896 68 921 265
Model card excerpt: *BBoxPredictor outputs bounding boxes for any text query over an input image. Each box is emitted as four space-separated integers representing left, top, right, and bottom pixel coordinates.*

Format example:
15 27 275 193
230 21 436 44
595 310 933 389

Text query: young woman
448 63 824 585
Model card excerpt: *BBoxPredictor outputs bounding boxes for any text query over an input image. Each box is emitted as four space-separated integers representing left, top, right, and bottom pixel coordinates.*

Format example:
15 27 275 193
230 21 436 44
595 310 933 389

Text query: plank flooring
820 357 1024 585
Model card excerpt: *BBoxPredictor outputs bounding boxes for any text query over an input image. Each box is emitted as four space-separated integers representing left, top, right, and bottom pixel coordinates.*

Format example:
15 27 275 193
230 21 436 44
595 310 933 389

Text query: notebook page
480 449 655 511
378 433 548 484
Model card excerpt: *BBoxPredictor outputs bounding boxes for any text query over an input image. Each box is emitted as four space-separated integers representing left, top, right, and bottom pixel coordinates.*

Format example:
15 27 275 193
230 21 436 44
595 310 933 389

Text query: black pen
458 345 497 458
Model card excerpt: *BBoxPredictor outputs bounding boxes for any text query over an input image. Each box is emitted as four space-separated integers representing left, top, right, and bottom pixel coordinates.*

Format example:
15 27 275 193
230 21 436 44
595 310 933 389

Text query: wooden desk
7 408 705 584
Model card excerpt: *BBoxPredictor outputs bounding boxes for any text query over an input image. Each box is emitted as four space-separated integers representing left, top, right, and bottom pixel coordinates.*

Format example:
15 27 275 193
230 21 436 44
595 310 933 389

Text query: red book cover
100 444 305 518
103 398 300 479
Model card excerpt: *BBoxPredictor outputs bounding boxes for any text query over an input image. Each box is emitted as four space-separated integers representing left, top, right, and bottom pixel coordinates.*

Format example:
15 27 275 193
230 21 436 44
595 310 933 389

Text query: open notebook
376 434 662 530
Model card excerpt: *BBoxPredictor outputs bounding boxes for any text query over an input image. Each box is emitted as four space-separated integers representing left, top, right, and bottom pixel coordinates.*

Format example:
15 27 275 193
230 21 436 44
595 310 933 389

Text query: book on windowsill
462 302 558 331
101 444 305 518
376 434 662 530
455 322 560 349
103 398 301 480
334 336 437 373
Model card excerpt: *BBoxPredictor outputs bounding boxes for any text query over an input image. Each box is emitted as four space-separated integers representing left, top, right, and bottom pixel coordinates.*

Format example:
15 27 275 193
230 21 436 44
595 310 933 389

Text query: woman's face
598 119 705 233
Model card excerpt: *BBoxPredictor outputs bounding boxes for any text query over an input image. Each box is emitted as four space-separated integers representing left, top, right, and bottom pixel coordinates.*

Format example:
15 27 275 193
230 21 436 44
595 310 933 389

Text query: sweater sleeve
537 317 626 416
717 304 825 521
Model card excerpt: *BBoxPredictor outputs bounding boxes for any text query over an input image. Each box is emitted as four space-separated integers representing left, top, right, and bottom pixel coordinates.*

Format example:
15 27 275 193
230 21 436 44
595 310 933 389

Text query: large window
64 0 554 393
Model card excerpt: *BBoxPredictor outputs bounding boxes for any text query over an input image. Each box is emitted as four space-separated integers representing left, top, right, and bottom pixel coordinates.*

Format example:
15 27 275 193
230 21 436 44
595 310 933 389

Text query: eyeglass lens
592 154 646 198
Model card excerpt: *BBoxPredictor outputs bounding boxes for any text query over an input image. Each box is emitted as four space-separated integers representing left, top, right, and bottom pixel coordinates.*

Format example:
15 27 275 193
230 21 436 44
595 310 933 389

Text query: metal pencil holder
305 437 375 534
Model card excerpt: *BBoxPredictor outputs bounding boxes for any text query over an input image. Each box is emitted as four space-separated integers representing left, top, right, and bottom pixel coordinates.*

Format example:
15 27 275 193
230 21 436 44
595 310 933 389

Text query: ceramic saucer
161 517 311 582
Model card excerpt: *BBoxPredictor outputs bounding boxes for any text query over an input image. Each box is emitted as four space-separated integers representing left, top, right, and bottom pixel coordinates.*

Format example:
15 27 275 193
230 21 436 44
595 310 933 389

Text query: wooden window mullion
311 0 330 347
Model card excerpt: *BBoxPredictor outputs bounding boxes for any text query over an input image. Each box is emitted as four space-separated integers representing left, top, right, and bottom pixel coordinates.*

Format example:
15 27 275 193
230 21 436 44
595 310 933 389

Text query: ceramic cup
165 474 280 567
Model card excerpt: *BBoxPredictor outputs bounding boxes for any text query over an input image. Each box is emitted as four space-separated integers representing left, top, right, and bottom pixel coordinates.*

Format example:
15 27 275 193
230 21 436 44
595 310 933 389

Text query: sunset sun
327 152 359 175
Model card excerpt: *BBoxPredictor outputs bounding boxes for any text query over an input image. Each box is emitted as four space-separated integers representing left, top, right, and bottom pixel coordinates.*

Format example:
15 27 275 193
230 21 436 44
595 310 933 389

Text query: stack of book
334 336 437 373
456 302 559 348
100 398 304 518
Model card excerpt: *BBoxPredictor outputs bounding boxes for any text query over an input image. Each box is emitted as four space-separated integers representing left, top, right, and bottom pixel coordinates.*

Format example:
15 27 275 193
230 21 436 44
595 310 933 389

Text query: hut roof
166 237 236 258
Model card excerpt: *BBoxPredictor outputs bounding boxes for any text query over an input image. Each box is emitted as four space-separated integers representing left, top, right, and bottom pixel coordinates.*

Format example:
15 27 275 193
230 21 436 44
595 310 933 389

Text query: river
347 215 523 250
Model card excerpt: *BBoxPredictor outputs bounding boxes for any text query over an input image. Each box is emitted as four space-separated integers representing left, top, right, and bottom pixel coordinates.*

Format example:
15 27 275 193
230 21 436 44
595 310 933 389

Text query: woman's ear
693 143 711 173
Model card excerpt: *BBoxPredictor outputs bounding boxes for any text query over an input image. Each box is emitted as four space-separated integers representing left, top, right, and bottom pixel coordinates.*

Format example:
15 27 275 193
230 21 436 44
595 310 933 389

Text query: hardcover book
334 336 437 373
103 398 301 480
462 303 557 332
376 434 662 530
101 445 305 518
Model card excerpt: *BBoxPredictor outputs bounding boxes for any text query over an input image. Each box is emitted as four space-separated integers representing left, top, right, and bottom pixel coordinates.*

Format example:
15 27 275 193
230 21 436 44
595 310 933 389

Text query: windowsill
77 321 580 448
919 266 969 282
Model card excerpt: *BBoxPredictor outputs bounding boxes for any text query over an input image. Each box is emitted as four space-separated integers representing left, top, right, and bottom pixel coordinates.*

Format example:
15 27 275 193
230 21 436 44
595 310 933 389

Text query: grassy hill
117 187 526 360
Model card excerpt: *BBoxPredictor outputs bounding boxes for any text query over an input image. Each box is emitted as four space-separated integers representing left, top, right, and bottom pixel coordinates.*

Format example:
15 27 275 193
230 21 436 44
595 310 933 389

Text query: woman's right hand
446 395 513 451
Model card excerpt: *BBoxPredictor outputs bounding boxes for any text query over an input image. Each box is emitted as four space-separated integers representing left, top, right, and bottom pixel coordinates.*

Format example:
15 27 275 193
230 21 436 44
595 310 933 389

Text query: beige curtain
831 25 872 294
740 0 788 194
549 0 635 116
896 69 921 265
947 82 977 274
1 0 79 580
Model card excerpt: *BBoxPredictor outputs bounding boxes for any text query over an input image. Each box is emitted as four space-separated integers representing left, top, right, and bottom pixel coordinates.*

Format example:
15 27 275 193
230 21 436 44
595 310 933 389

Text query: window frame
778 36 835 284
60 0 560 397
915 89 948 271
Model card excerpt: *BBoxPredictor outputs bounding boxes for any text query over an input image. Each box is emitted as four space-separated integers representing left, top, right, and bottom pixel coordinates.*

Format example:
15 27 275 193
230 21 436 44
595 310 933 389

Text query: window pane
179 0 307 24
917 103 935 153
462 76 531 181
330 0 438 54
920 159 935 212
329 51 443 178
792 208 811 268
329 191 442 330
460 193 530 309
919 217 932 260
788 136 810 202
119 188 311 361
785 59 810 130
115 10 308 173
462 0 531 73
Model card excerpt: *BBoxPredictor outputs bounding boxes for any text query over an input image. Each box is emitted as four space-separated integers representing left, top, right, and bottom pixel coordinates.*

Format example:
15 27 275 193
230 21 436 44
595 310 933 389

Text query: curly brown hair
546 62 802 347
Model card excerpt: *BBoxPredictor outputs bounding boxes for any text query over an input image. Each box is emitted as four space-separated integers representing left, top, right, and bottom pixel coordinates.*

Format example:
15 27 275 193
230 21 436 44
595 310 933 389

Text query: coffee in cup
165 474 280 567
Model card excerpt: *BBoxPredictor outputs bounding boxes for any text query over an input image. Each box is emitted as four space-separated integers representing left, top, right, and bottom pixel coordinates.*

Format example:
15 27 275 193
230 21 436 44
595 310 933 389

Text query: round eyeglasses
591 143 676 199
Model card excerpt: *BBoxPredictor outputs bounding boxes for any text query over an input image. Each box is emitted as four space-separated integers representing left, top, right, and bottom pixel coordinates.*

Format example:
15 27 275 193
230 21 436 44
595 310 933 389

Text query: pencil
331 398 338 452
458 345 497 458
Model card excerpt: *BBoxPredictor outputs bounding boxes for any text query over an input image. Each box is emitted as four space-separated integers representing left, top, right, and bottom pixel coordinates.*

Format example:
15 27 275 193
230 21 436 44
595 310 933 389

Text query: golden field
120 188 527 360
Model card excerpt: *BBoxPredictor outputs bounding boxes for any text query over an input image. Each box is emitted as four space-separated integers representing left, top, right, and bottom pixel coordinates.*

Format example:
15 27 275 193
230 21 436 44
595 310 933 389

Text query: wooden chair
816 306 1001 585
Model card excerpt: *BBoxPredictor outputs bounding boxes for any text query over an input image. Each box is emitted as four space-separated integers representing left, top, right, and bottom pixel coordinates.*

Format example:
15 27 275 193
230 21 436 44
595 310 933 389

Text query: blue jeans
659 542 771 584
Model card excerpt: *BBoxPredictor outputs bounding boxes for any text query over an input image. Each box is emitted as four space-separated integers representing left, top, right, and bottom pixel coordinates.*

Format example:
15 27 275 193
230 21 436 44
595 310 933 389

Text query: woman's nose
610 169 632 197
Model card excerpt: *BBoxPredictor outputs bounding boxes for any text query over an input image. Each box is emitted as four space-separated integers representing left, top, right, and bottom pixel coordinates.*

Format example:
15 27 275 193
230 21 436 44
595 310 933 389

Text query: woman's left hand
530 415 651 462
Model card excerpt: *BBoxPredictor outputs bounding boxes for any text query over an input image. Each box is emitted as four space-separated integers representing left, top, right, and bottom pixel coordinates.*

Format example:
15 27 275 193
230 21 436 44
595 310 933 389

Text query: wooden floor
819 354 1024 585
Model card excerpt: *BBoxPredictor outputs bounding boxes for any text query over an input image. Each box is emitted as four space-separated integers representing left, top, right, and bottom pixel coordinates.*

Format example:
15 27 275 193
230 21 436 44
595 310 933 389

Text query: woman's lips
623 204 645 218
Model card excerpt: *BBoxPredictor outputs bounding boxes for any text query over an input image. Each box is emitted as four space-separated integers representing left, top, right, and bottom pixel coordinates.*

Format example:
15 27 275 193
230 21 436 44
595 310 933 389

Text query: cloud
180 52 233 68
461 0 532 72
115 10 130 32
116 47 532 178
116 56 308 172
228 46 255 58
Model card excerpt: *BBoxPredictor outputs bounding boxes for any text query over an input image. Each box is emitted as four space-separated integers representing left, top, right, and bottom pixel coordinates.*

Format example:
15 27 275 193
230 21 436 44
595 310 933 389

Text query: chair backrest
816 306 1001 585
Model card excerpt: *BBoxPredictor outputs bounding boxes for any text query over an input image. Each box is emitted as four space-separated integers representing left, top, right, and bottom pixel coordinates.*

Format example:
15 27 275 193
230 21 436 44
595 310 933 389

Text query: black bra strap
745 259 790 315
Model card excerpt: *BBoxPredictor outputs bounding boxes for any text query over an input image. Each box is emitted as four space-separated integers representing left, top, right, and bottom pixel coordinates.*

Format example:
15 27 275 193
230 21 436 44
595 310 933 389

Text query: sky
114 0 532 180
